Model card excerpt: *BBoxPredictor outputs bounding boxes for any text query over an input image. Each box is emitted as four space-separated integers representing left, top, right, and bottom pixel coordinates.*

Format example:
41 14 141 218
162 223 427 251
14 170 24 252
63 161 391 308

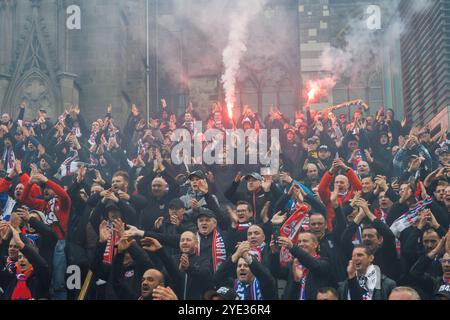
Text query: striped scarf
279 203 310 266
196 229 226 272
103 222 119 264
60 149 79 177
248 243 266 263
298 253 320 301
234 278 263 300
2 146 15 174
390 196 433 238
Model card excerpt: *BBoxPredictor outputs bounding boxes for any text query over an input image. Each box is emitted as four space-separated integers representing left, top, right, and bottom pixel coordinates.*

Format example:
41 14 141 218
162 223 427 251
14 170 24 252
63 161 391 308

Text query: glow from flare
227 103 233 119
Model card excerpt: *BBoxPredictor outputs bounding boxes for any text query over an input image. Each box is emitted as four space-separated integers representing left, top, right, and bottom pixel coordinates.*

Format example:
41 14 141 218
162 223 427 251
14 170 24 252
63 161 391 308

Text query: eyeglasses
439 259 450 264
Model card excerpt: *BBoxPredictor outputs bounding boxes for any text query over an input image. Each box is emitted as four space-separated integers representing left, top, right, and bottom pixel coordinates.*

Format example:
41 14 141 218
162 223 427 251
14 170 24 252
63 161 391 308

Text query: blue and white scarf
234 278 263 300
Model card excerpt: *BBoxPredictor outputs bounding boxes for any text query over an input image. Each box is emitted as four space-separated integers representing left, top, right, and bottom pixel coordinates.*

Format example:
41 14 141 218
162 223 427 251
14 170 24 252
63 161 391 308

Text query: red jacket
0 173 41 198
21 179 71 240
318 169 362 230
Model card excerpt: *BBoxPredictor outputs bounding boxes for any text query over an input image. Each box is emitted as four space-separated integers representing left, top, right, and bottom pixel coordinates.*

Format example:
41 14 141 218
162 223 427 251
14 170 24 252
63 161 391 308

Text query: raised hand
260 201 271 224
16 207 31 222
234 171 243 183
226 206 239 229
99 220 112 243
197 179 209 194
179 254 190 272
277 236 293 249
141 237 163 252
347 260 356 279
292 258 304 282
271 211 287 226
154 217 164 231
152 286 178 301
117 235 134 254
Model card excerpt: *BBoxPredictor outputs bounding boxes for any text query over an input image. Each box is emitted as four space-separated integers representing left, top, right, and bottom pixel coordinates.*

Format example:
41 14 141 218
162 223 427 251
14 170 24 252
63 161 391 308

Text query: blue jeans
52 240 67 300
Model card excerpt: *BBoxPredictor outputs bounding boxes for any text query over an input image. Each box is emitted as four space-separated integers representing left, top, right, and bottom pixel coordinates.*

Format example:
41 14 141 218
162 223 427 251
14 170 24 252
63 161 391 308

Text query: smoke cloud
221 0 267 116
319 0 433 89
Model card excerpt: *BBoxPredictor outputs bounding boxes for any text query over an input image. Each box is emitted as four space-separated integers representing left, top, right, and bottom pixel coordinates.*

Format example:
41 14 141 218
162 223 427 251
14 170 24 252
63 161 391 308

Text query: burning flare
305 78 336 105
227 103 233 119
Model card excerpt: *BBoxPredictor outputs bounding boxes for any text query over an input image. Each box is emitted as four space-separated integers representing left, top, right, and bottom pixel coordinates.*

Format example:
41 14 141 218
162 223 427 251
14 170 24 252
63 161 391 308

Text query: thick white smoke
221 0 267 118
320 0 433 88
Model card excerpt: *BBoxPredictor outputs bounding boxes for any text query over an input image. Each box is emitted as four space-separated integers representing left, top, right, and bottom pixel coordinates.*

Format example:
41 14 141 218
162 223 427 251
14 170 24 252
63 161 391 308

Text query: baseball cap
195 207 216 220
244 172 263 181
188 170 206 180
318 145 329 152
168 198 184 210
204 287 239 300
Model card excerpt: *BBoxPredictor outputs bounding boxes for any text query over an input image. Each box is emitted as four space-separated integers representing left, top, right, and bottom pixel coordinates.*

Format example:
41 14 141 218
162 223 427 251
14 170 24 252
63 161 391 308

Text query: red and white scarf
298 253 320 300
279 203 310 266
196 229 227 272
103 223 119 264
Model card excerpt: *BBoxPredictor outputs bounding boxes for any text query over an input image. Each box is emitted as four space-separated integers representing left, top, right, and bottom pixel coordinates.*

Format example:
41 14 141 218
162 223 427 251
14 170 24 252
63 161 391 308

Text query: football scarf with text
196 229 227 272
279 203 310 266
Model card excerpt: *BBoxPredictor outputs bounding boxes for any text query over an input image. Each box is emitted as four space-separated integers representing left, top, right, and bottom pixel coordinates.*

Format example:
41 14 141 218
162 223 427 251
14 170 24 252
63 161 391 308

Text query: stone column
0 0 15 109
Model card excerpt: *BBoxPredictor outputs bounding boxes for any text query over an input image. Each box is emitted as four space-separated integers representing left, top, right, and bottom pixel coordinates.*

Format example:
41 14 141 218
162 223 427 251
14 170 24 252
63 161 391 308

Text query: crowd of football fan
0 100 449 300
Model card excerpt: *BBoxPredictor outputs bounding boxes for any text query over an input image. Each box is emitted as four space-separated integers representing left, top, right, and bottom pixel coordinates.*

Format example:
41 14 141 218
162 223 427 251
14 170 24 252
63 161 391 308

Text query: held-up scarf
348 265 381 300
2 146 15 174
234 278 263 300
196 230 227 272
248 243 266 263
60 149 79 177
103 223 119 264
390 196 433 238
279 203 310 266
11 264 34 300
298 253 320 301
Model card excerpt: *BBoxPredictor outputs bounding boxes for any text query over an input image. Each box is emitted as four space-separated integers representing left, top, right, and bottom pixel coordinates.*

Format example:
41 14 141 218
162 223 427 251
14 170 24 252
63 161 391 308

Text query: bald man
136 167 180 230
143 232 213 300
318 158 362 230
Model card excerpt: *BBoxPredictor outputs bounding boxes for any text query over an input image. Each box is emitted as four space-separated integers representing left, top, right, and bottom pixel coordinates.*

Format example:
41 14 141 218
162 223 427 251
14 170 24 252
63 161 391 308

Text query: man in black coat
140 231 213 300
339 245 396 300
271 231 332 300
213 241 277 300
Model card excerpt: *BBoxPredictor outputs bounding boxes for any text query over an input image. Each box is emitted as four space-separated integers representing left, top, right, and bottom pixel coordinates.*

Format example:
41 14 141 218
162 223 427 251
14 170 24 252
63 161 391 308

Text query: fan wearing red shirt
318 158 362 230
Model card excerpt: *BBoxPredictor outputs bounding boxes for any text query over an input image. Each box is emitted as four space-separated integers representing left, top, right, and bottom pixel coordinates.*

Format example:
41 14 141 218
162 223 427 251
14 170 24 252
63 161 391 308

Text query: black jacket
225 182 281 224
338 271 396 300
410 254 446 299
270 247 332 300
155 247 213 300
111 243 156 300
214 256 277 300
342 219 400 281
